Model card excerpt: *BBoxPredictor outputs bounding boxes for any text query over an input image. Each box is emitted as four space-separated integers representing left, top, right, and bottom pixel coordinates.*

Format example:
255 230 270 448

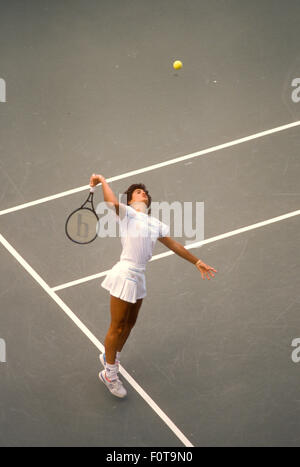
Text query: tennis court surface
0 0 300 447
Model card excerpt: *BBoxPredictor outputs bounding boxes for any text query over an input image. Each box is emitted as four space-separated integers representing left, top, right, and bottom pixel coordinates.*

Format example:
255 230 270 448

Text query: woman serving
90 174 218 398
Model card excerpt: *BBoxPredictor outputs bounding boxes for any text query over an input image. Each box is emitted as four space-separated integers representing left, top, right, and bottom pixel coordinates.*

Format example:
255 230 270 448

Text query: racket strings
66 192 99 244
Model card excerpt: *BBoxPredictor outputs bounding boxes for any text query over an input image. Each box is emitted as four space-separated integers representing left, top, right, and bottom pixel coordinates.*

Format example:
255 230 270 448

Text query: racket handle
89 186 96 193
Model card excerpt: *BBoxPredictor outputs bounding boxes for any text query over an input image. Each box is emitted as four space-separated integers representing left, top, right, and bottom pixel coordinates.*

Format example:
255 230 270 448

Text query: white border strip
0 232 193 448
52 208 300 292
1 120 299 217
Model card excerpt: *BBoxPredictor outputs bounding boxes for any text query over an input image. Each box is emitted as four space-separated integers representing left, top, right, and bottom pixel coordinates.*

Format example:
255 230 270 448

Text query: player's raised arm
90 174 120 215
158 236 218 280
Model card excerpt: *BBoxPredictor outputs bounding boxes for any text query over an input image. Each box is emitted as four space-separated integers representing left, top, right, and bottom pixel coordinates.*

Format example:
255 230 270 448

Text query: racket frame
65 187 99 245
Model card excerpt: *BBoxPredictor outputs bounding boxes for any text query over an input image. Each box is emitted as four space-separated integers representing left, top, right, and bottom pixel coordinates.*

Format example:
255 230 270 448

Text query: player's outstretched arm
89 174 120 215
158 236 218 280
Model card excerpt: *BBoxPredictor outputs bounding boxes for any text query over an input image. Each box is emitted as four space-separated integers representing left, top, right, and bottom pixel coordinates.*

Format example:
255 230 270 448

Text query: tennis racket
65 186 99 244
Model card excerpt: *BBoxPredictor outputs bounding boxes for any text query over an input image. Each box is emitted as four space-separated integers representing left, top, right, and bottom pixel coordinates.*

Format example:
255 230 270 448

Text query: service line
52 208 300 292
0 120 299 217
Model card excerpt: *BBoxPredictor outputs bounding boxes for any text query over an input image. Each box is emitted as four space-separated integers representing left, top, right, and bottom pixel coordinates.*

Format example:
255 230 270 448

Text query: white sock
105 363 118 381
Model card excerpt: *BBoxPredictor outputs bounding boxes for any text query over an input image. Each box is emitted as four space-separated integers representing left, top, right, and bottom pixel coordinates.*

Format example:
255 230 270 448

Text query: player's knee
112 323 126 337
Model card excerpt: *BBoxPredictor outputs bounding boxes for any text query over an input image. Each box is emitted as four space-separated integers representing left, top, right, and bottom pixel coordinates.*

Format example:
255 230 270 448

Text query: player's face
130 188 149 206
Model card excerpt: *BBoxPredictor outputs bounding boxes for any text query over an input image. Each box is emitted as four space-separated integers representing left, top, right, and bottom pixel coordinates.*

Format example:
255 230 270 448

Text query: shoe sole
98 372 127 399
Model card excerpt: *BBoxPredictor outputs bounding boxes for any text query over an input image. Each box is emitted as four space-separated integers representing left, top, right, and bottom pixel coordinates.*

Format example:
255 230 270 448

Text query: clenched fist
90 173 105 187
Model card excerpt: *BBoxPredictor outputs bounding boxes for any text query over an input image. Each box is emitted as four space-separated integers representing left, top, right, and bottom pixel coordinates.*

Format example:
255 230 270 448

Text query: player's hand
195 260 218 280
90 173 105 187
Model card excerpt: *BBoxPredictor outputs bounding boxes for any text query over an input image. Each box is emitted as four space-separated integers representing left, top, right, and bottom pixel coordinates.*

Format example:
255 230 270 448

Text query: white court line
0 232 193 448
52 208 300 292
0 120 299 217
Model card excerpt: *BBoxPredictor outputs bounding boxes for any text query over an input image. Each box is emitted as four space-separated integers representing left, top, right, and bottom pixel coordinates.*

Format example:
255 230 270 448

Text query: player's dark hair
123 183 152 213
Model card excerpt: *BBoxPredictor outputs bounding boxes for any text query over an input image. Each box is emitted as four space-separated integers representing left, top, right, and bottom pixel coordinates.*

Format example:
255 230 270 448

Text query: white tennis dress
101 203 169 303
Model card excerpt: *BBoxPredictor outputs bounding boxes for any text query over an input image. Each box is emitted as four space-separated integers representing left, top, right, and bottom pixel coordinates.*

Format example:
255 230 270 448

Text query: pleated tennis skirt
101 260 146 304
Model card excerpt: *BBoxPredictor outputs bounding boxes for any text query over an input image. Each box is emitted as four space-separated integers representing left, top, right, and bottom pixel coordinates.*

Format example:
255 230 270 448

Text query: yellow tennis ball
173 60 183 70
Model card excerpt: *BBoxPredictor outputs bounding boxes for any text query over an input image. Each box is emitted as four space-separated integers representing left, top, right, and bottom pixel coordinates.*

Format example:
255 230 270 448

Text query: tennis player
90 173 217 398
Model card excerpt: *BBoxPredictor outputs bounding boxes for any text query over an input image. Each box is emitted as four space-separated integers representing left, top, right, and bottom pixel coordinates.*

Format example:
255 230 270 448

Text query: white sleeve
117 203 137 221
159 221 170 238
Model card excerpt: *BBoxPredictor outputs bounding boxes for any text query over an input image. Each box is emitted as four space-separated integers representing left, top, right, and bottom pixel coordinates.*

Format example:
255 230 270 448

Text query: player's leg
104 295 132 365
100 295 134 397
100 297 144 398
117 298 143 353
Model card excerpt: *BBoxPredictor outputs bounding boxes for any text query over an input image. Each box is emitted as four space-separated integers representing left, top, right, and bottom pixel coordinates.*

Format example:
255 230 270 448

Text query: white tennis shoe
99 370 127 398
